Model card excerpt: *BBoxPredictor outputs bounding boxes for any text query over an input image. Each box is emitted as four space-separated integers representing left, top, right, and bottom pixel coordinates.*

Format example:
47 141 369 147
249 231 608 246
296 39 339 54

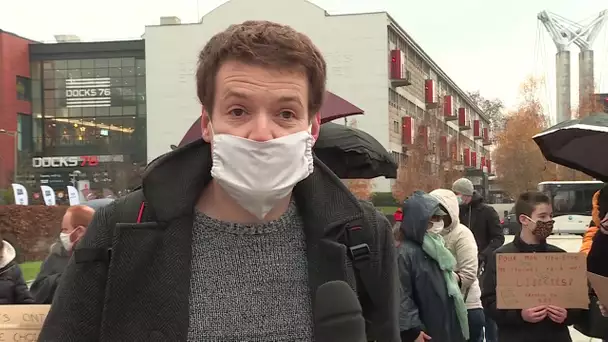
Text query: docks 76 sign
31 155 124 168
32 156 98 168
65 77 112 108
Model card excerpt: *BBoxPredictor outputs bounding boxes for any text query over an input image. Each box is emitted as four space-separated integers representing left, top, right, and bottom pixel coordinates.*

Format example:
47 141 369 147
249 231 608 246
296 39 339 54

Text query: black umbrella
533 112 608 181
314 122 397 179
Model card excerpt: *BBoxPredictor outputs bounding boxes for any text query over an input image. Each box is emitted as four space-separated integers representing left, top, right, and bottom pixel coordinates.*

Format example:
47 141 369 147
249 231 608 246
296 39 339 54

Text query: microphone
314 280 366 342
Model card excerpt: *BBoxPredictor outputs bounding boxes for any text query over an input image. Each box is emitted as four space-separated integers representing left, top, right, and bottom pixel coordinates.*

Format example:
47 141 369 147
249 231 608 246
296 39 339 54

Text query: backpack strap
343 201 376 300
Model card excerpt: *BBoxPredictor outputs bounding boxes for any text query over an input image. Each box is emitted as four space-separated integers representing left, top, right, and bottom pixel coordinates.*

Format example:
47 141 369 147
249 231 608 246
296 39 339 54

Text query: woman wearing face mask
430 189 484 342
481 191 583 342
397 191 469 342
0 233 35 304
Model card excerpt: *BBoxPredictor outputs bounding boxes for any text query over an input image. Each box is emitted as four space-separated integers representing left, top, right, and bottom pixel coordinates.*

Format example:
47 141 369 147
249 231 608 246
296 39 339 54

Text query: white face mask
60 229 77 252
427 220 444 234
210 125 314 219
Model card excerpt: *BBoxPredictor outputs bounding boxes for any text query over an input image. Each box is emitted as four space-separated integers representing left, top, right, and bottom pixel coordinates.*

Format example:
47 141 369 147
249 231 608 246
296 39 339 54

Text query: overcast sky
3 0 607 118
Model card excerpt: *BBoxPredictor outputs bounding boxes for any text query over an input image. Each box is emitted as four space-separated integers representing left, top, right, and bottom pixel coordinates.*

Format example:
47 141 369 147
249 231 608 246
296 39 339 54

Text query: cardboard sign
496 253 589 309
588 272 608 307
0 305 50 341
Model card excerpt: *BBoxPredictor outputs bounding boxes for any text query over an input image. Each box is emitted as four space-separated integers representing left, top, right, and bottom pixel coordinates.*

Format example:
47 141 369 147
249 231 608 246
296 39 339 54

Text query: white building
144 0 492 192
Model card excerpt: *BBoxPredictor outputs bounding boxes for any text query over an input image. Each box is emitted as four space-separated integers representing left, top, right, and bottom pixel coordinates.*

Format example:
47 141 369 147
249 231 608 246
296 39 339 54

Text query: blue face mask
457 196 464 205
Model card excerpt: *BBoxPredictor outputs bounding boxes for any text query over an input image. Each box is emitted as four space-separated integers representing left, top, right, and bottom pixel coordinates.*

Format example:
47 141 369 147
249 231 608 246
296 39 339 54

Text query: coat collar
141 138 365 237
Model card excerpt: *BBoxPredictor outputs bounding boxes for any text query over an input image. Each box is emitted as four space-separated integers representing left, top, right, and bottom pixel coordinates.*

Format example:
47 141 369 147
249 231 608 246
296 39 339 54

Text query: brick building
0 29 35 188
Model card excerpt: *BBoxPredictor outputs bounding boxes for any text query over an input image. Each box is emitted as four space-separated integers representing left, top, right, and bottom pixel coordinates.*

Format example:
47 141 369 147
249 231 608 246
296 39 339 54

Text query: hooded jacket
397 191 465 342
0 240 34 304
430 189 482 310
580 190 601 255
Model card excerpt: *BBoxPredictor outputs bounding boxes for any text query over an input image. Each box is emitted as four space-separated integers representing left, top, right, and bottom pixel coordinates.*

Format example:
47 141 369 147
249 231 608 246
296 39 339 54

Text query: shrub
0 205 67 262
371 192 400 207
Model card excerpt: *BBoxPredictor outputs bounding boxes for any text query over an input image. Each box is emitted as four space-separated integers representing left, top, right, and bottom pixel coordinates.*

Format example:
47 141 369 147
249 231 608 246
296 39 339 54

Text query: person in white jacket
431 189 485 342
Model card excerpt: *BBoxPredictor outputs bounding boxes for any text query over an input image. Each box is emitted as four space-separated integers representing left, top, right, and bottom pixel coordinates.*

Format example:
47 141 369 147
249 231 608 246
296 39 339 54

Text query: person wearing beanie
451 178 504 265
452 177 504 342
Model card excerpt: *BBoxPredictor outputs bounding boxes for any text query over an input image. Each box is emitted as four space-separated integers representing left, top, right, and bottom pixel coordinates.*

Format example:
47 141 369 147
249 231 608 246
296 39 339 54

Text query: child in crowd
481 191 582 342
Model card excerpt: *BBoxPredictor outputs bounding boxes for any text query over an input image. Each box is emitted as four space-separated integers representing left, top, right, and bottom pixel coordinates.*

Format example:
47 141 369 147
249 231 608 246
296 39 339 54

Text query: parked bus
537 181 604 235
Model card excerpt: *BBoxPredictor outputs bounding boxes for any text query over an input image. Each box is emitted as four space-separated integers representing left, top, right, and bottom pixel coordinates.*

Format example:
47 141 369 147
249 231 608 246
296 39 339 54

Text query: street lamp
0 129 18 182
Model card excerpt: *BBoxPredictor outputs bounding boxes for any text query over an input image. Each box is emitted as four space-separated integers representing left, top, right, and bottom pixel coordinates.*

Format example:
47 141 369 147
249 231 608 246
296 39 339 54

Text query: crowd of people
394 180 608 342
21 175 608 342
0 19 605 342
0 205 95 307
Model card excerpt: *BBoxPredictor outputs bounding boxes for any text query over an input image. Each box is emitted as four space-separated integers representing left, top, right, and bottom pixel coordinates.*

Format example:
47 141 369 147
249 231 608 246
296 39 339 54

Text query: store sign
32 155 125 168
65 77 111 108
32 156 97 168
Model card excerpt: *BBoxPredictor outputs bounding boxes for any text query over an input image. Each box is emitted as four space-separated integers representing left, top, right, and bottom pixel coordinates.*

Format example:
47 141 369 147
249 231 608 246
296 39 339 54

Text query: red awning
178 91 363 147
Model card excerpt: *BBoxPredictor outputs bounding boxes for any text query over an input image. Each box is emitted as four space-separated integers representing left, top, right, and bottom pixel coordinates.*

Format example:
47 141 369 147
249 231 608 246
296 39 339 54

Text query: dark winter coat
459 192 504 265
481 234 584 342
30 241 70 304
398 191 465 342
0 241 35 304
39 139 400 342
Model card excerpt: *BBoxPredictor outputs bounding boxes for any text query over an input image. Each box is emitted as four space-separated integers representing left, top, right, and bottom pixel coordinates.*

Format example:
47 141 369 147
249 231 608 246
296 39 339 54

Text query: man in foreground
39 20 398 341
30 204 94 304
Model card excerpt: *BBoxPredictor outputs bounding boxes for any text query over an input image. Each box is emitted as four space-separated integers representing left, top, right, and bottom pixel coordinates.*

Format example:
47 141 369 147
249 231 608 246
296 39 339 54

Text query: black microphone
314 280 366 342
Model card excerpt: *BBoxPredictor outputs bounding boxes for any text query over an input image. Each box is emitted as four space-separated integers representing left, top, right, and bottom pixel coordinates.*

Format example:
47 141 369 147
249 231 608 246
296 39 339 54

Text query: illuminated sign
65 77 111 108
32 155 124 168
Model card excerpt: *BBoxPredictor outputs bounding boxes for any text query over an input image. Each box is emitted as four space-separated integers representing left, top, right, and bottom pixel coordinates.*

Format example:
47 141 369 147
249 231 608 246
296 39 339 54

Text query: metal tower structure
538 10 608 123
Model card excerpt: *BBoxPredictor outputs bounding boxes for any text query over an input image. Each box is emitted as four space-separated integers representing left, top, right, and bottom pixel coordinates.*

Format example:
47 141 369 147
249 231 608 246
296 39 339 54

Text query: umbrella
319 92 364 123
178 91 364 147
314 122 397 179
533 112 608 181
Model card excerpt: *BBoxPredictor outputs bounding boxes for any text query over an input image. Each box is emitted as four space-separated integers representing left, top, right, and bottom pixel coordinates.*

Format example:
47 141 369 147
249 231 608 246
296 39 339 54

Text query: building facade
144 0 492 192
0 30 35 188
20 39 147 199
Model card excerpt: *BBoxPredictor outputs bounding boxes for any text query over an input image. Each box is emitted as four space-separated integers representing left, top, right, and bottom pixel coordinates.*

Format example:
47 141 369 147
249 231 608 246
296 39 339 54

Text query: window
17 114 33 152
552 189 596 215
16 76 32 101
136 59 145 76
393 120 399 133
391 151 400 164
38 57 147 159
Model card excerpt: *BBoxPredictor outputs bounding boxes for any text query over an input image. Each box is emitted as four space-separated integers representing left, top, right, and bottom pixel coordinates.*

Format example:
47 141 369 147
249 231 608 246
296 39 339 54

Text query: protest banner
496 252 589 309
588 272 608 308
0 305 50 341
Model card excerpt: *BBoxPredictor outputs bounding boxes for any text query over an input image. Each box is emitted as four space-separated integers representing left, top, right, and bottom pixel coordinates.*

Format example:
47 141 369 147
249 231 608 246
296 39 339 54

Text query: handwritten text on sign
496 253 588 309
0 305 50 341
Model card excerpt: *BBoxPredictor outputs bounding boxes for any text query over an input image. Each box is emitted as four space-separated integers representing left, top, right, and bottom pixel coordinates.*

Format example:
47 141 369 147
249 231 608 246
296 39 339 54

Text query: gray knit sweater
187 202 314 341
